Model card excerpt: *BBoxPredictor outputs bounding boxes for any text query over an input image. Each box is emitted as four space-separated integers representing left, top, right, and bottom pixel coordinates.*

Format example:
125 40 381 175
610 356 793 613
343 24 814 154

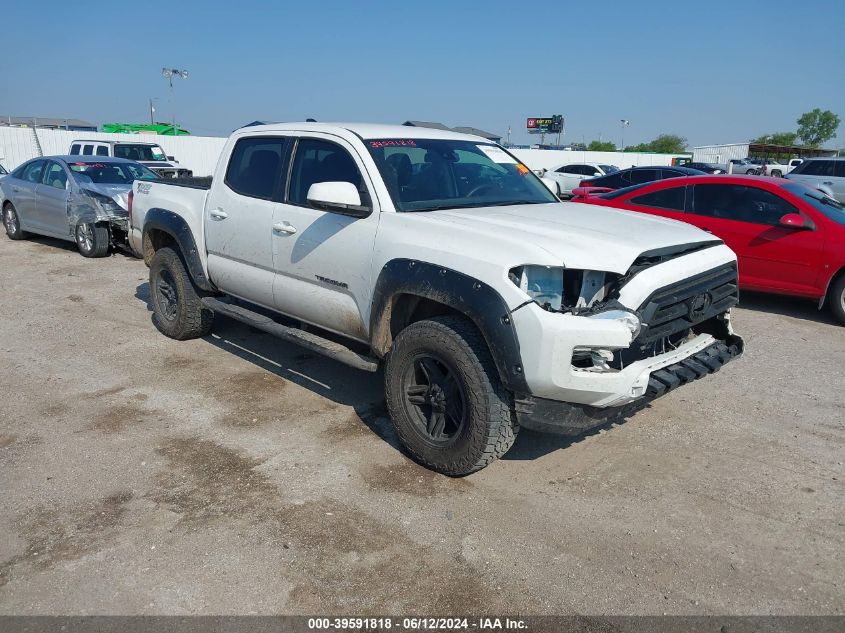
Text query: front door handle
209 209 228 220
273 222 297 235
822 181 833 185
11 186 21 192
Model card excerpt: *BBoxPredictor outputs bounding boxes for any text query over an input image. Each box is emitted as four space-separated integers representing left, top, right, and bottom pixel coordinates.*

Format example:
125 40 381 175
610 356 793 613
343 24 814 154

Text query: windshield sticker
477 145 516 164
369 139 417 149
516 163 530 176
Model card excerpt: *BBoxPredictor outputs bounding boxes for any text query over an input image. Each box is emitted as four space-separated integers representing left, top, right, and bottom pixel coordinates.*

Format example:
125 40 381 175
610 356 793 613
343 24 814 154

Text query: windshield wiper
485 200 547 207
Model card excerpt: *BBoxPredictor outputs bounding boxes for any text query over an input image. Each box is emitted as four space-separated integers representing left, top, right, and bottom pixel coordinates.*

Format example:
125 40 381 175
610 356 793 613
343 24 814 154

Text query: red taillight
127 190 134 227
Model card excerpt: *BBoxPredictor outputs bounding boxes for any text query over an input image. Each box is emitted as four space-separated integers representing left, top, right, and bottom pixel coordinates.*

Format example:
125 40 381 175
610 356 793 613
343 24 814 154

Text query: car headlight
589 309 642 338
509 265 564 311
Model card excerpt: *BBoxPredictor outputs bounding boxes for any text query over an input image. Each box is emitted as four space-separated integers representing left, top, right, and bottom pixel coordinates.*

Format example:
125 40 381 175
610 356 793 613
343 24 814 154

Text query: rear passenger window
96 146 109 156
834 161 845 178
70 144 81 154
82 145 94 155
630 186 686 211
288 138 366 206
630 169 658 184
224 136 288 200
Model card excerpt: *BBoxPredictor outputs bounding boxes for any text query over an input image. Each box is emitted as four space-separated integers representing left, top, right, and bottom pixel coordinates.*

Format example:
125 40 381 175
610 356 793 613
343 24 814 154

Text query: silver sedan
0 156 157 257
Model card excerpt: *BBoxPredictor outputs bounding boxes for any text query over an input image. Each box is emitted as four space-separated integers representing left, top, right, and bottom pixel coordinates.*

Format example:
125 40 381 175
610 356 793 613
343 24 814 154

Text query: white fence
510 148 691 172
1 127 692 179
0 127 227 176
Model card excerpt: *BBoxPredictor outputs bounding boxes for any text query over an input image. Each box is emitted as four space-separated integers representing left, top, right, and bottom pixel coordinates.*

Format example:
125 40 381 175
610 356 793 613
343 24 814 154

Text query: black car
581 165 706 190
684 162 725 174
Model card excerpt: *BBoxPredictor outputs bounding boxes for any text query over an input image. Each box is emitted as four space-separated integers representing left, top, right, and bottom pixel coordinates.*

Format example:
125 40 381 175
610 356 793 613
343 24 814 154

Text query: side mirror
306 181 370 217
167 156 176 162
540 177 561 197
779 213 813 230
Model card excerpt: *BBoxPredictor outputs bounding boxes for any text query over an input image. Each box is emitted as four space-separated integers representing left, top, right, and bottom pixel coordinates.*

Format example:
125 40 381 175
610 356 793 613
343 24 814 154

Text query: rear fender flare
142 208 215 292
369 259 530 395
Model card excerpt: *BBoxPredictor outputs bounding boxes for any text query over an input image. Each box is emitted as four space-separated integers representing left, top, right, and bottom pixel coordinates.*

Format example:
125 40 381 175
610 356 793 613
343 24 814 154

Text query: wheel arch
142 208 215 292
819 265 845 309
369 259 530 395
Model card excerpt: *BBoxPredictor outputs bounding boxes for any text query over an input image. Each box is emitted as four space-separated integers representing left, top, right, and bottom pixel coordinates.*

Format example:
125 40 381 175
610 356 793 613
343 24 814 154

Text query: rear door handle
273 222 297 235
209 209 228 220
822 181 833 185
11 186 21 192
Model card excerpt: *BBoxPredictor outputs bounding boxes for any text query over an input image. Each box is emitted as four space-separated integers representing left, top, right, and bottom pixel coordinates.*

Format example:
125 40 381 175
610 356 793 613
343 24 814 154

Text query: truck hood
428 202 719 274
141 161 179 169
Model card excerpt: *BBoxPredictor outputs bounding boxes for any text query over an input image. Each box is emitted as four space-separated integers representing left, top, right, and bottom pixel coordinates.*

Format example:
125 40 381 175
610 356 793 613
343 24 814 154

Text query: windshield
365 139 558 212
113 144 168 162
784 183 845 227
599 164 619 173
68 161 158 184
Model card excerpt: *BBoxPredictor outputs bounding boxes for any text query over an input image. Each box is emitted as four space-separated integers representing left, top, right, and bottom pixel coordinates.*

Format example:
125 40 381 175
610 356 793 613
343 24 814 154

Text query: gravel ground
0 235 842 615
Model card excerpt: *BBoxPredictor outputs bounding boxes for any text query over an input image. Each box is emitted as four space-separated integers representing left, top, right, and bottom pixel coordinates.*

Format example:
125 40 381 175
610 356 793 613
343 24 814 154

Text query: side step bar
201 297 379 372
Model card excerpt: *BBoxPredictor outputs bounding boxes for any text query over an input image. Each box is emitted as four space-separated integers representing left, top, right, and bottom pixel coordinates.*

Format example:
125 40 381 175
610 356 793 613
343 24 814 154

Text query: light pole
162 68 189 132
620 119 630 152
148 98 158 125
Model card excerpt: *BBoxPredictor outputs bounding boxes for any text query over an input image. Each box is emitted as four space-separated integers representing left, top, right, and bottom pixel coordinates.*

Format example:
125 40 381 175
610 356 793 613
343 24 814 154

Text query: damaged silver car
0 156 157 257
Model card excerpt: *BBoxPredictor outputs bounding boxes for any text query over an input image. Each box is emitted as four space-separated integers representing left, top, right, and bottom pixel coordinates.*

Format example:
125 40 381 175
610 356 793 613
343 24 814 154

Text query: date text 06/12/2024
307 617 528 630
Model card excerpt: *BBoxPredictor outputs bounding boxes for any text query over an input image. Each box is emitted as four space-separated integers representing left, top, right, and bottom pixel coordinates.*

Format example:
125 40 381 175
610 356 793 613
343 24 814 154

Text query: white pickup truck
129 122 744 475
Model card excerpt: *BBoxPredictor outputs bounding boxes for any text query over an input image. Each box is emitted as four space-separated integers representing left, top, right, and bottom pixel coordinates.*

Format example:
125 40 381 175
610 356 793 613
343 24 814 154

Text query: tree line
570 109 840 155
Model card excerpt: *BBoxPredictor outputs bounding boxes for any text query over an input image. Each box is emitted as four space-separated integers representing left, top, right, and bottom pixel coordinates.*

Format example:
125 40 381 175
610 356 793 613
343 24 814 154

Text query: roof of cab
235 122 490 143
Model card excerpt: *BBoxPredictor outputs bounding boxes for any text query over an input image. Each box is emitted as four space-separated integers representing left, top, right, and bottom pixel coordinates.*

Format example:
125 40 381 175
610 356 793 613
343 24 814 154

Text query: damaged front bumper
514 334 743 435
509 256 744 435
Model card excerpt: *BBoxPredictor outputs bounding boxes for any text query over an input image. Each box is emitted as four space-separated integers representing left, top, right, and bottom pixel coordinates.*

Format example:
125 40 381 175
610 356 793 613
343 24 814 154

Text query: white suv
69 140 192 178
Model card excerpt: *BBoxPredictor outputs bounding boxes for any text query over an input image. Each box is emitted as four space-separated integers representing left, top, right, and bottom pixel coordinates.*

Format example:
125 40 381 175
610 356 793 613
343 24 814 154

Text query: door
8 160 46 231
689 183 823 294
271 136 379 341
35 161 71 238
204 135 290 308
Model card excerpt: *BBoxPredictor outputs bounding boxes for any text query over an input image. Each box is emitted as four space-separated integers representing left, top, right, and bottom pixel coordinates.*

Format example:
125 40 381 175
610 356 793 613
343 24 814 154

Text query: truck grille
636 263 739 344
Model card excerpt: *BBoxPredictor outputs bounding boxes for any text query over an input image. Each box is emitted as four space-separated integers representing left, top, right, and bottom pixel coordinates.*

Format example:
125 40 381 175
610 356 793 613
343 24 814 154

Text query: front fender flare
142 208 215 292
370 259 531 395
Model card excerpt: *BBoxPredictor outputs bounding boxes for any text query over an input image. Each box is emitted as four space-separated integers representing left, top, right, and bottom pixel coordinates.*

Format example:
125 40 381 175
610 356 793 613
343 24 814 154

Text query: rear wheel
829 275 845 326
149 247 213 340
75 222 110 257
771 170 782 178
3 204 27 240
385 315 518 476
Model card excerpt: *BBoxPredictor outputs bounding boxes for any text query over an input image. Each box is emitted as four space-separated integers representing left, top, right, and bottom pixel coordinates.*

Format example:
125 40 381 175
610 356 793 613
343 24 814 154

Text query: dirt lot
0 235 842 616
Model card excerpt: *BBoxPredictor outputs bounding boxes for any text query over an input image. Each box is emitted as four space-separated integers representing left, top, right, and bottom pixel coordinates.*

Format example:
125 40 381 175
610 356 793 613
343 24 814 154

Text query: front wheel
76 222 110 257
829 275 845 326
149 247 213 340
3 204 28 240
771 170 782 178
384 315 518 476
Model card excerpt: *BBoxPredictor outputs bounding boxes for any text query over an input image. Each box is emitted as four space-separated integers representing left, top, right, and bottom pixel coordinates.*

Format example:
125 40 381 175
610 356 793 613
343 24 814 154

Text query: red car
573 175 845 324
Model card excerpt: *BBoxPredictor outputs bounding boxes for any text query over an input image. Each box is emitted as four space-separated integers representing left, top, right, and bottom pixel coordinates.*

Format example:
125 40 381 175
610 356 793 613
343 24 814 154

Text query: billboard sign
527 115 563 134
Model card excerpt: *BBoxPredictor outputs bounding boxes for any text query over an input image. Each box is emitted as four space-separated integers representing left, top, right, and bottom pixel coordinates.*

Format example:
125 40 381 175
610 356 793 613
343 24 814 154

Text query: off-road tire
829 275 845 326
75 222 110 258
385 315 518 476
3 203 28 240
149 247 213 340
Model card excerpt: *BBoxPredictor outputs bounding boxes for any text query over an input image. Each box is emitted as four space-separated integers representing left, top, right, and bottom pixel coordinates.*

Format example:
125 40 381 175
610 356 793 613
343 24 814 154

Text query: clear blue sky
4 0 844 148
